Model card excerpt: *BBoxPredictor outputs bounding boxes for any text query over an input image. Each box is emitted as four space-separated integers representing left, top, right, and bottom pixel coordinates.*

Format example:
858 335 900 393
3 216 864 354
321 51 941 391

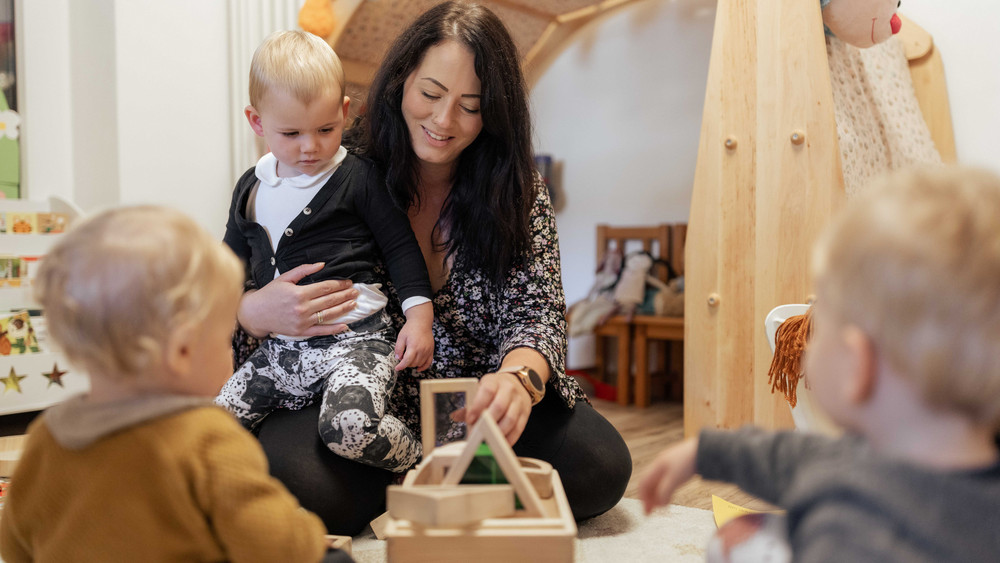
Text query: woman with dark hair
231 1 632 535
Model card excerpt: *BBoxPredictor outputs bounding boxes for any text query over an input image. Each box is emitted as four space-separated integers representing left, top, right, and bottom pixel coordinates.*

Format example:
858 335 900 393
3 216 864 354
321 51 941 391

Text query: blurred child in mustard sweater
0 205 342 562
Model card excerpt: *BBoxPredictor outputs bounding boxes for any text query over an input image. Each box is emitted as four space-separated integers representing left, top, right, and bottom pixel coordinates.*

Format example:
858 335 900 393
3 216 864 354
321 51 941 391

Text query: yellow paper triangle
711 495 785 528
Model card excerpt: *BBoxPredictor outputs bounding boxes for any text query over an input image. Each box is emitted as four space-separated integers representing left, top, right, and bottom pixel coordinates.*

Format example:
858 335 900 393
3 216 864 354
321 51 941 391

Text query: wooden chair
591 224 673 406
632 224 687 408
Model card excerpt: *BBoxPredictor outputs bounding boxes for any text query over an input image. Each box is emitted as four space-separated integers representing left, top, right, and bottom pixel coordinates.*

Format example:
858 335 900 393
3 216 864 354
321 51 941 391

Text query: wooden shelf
0 352 89 415
0 197 87 416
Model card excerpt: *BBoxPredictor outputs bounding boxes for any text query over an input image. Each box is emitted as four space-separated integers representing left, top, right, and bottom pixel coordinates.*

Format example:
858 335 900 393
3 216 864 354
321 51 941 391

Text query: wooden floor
591 398 777 512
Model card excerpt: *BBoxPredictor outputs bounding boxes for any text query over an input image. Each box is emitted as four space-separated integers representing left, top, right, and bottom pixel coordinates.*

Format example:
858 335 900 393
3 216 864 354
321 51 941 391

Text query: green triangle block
459 442 522 509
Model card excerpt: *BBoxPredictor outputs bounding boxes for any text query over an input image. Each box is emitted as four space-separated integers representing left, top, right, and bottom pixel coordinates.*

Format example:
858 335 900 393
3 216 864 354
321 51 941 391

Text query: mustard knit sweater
0 401 327 562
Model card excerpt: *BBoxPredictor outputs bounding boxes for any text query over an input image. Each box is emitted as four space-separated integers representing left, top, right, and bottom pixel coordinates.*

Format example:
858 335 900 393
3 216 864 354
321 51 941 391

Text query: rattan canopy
329 0 641 98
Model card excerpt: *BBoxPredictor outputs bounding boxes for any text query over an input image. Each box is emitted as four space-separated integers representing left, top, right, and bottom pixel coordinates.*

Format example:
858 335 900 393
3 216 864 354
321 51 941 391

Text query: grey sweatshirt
698 427 1000 562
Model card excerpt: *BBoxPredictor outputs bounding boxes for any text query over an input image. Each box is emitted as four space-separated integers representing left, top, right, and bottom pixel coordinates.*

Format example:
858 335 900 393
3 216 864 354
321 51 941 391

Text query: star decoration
2 367 27 394
43 363 68 388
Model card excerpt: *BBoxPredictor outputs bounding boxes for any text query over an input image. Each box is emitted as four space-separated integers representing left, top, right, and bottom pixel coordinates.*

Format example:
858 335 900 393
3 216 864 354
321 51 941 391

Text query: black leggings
256 392 632 535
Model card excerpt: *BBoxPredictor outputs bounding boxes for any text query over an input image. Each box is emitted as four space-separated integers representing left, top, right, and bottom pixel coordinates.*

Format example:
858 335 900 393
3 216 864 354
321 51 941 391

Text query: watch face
525 368 544 391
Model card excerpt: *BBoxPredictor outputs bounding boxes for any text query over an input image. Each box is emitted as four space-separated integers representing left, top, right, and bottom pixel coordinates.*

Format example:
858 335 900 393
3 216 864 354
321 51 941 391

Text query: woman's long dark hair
345 1 534 285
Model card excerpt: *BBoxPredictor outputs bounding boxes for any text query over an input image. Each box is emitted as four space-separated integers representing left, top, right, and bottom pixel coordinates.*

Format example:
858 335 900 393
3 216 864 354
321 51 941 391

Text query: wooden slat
636 315 684 336
556 0 636 23
598 225 669 241
688 0 836 433
419 379 480 456
685 0 757 436
387 485 516 526
669 224 687 276
902 16 957 163
612 322 631 406
595 224 609 266
440 414 548 518
753 0 843 430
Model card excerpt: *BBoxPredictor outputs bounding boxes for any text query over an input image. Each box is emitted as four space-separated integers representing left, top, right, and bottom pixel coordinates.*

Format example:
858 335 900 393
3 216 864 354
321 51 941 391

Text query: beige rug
349 498 717 562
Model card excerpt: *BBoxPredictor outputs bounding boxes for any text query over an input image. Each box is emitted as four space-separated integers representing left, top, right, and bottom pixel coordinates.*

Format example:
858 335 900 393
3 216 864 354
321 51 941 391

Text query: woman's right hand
237 262 359 339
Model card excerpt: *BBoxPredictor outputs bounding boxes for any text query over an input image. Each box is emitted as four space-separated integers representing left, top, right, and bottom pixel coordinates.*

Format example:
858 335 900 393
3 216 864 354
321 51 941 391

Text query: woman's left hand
465 371 532 445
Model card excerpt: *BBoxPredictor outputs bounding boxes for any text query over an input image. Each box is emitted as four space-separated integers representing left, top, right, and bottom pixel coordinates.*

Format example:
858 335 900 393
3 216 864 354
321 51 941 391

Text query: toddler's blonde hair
813 165 1000 429
35 205 244 379
249 29 345 109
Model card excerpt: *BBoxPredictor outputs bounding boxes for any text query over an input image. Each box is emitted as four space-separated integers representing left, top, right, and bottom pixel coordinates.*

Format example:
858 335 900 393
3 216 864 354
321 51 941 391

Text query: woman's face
401 40 484 176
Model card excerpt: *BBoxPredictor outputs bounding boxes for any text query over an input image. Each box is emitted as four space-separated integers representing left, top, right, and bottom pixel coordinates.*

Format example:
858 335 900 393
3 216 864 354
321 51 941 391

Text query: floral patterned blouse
385 178 587 433
232 177 587 435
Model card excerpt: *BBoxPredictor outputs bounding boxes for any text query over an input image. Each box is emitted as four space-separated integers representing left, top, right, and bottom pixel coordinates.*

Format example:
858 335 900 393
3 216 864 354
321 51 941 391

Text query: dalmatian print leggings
216 310 421 472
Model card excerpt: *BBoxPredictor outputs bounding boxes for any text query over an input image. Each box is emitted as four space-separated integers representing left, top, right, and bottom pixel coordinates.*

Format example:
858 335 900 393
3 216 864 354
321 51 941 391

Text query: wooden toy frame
383 379 576 563
418 377 478 457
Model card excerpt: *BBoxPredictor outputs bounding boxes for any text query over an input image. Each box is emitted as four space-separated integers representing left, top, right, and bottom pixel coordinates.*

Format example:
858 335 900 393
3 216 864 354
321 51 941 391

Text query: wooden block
519 458 554 499
0 449 21 477
324 535 352 555
0 435 24 477
387 534 574 563
419 378 479 456
370 510 391 540
387 485 516 527
440 413 548 517
384 470 577 563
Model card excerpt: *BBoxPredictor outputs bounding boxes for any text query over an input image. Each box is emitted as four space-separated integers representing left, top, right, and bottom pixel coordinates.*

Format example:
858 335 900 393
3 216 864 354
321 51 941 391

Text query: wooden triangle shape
440 412 548 518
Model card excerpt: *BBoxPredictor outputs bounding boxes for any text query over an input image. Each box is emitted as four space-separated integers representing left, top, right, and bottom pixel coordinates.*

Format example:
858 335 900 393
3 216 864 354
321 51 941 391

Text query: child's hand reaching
638 437 699 514
394 302 434 372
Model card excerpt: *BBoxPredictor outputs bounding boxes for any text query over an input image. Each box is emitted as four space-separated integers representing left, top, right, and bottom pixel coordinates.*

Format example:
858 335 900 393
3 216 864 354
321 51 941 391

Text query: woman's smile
401 40 483 173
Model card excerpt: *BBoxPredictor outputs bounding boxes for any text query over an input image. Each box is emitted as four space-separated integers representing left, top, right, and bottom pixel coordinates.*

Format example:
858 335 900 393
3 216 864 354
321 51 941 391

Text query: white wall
68 0 118 213
899 2 1000 173
113 1 231 234
18 0 74 204
19 0 232 236
531 0 716 368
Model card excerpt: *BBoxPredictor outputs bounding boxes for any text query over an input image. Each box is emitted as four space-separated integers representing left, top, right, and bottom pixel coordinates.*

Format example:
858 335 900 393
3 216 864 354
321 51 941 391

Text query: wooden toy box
383 379 577 562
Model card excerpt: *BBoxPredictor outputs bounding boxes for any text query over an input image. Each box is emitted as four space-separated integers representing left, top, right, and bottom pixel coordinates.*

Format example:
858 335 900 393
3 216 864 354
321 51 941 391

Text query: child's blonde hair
249 30 345 109
813 165 1000 429
34 206 244 379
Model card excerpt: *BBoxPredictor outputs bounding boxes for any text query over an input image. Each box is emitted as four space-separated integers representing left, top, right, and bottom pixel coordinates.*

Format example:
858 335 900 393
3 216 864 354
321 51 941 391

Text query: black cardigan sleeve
352 163 432 304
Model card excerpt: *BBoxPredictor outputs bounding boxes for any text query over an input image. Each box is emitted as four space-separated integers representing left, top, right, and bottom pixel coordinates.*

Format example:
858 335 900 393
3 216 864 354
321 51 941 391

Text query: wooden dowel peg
724 137 738 150
707 293 721 307
790 130 805 145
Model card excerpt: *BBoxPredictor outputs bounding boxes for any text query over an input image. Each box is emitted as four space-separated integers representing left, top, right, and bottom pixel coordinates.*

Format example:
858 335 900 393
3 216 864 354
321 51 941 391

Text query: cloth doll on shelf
612 252 652 321
614 253 684 320
566 248 621 337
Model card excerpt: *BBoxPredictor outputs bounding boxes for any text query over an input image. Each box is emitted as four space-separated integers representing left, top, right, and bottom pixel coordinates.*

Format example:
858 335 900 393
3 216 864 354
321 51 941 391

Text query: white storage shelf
0 197 90 416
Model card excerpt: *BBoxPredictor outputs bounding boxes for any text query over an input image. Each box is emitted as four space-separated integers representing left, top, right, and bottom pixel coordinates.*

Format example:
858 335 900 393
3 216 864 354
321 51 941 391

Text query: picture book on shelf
0 211 69 234
6 212 37 234
0 311 40 355
37 212 68 233
0 255 21 286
